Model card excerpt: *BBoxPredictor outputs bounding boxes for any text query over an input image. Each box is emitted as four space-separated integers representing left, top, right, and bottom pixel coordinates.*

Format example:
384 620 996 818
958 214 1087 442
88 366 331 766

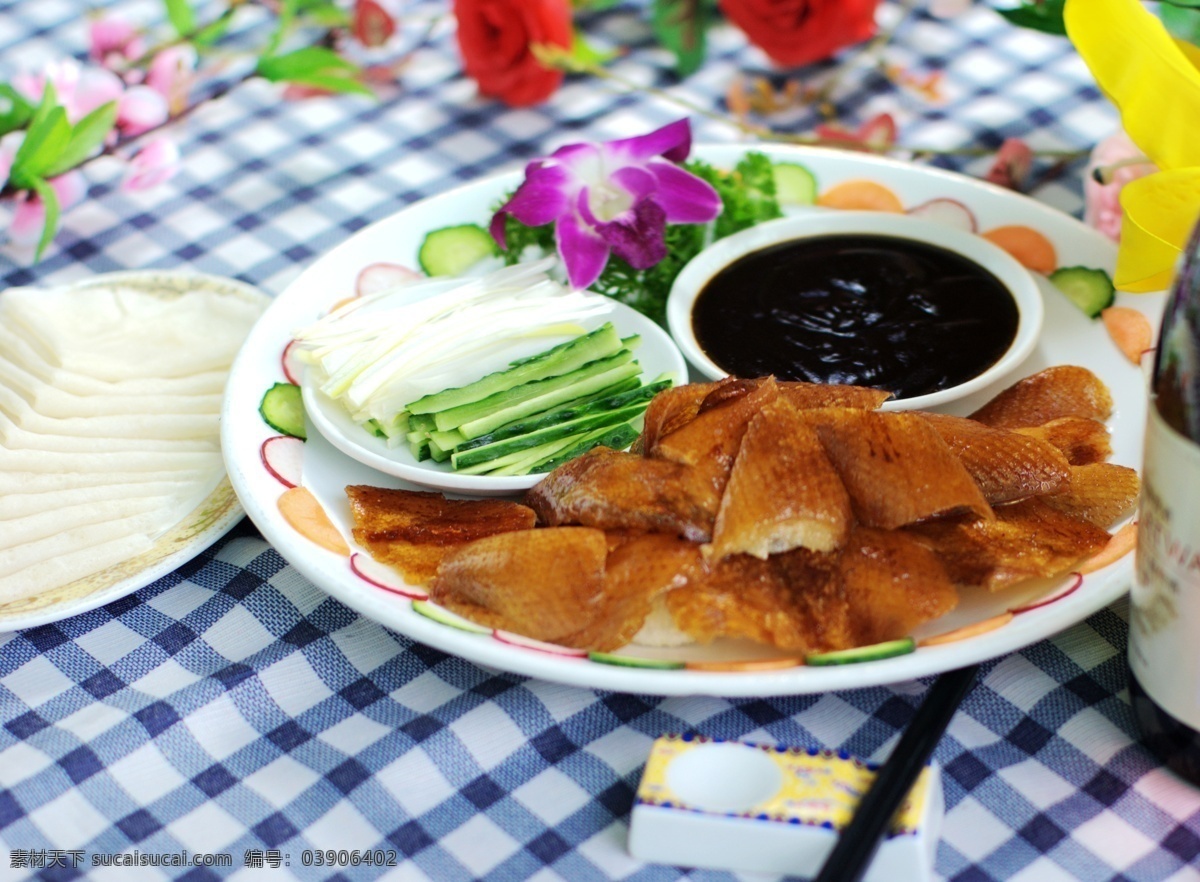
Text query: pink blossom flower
122 137 180 191
116 85 169 136
490 119 722 289
89 18 145 68
146 45 196 114
8 171 86 245
14 60 124 123
1083 130 1156 242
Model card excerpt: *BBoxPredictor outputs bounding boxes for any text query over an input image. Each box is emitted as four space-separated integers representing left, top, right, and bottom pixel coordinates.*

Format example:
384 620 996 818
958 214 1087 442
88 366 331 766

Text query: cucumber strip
453 435 579 476
408 412 436 434
535 376 643 417
451 402 648 469
1048 266 1115 319
454 378 671 453
427 428 466 451
434 351 638 436
407 323 623 414
406 430 431 461
531 422 640 473
417 224 498 277
259 383 307 440
427 435 453 463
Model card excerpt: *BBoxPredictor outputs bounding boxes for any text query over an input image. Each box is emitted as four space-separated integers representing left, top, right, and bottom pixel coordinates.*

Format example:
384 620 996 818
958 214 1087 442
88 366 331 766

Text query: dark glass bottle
1129 220 1200 785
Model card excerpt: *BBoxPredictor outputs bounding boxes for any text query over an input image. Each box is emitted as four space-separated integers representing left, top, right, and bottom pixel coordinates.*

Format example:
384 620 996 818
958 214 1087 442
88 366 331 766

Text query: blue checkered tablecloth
2 1 1198 880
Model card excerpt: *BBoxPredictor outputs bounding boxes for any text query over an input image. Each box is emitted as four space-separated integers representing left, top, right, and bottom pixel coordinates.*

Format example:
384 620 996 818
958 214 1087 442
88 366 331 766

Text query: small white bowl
302 296 688 496
666 211 1044 411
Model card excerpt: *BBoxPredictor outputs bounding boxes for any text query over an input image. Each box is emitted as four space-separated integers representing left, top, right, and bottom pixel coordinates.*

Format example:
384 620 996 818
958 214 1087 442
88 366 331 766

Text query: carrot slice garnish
981 225 1058 274
1101 306 1154 365
685 657 804 672
816 179 905 213
1078 521 1137 574
918 612 1013 647
278 486 350 556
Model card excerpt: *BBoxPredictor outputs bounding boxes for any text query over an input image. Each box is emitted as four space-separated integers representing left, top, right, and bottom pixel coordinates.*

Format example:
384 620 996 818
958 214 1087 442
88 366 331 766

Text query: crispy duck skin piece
778 381 893 411
708 397 851 560
969 365 1113 429
651 376 781 513
637 381 719 455
919 412 1070 504
570 532 707 650
834 528 958 646
909 497 1111 590
345 485 536 586
1014 417 1113 465
1040 463 1140 528
666 528 956 653
665 549 852 653
430 527 608 646
813 410 993 529
524 447 718 541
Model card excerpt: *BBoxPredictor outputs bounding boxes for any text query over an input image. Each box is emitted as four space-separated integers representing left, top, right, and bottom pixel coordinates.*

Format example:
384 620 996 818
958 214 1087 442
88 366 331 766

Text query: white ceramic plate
301 293 687 496
0 271 268 632
222 144 1164 697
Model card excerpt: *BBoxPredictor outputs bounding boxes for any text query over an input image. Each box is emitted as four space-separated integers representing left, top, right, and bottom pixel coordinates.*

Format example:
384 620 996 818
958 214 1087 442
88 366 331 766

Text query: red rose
454 0 573 107
719 0 879 68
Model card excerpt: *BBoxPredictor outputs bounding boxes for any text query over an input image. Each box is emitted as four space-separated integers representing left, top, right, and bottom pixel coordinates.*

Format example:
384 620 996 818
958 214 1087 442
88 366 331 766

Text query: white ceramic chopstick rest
628 734 943 881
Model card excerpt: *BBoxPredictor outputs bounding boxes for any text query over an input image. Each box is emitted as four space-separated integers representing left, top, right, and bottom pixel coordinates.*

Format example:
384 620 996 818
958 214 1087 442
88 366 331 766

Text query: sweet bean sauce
691 234 1020 400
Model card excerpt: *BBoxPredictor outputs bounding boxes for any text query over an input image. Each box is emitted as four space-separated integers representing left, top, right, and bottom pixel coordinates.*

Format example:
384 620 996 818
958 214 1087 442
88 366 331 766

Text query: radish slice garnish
907 198 979 232
281 339 304 386
260 435 304 488
356 262 421 297
1009 573 1083 615
350 553 428 599
493 630 587 657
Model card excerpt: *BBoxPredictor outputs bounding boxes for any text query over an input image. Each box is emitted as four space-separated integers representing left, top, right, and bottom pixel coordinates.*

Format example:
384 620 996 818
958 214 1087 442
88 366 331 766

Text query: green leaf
295 0 351 27
43 101 117 178
652 0 709 76
9 97 70 189
29 176 61 262
1161 0 1200 8
257 47 372 95
0 84 34 137
163 0 196 36
995 0 1067 36
1162 3 1200 41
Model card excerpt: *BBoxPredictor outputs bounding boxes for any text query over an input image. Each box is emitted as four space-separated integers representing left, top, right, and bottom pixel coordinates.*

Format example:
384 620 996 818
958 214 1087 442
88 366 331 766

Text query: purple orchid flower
489 119 722 290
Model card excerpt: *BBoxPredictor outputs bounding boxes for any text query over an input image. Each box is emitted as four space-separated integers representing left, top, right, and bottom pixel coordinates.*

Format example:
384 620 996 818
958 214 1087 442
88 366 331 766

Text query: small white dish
666 211 1044 411
301 293 688 496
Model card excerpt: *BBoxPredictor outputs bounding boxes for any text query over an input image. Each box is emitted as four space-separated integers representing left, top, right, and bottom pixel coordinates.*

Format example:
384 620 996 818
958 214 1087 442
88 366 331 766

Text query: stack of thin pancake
0 282 264 604
346 365 1138 654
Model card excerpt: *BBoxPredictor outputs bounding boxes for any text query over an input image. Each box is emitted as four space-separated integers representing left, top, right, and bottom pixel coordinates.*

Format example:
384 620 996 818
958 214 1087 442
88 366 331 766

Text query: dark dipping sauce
691 233 1020 400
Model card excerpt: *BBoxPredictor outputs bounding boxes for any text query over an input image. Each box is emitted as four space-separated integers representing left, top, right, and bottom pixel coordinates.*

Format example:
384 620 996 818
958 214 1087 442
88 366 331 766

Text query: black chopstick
812 663 979 882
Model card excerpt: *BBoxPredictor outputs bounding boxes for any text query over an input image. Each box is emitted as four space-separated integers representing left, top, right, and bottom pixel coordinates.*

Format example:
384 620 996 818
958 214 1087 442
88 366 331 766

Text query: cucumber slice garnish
411 600 490 634
588 651 686 670
259 382 306 440
773 162 818 206
1048 266 1115 319
805 637 915 666
417 224 498 277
